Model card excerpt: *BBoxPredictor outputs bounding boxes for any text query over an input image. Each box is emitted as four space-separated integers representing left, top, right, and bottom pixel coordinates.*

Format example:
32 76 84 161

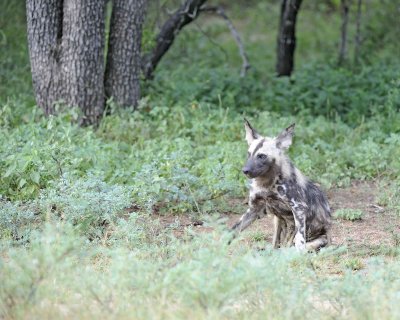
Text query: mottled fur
232 119 332 251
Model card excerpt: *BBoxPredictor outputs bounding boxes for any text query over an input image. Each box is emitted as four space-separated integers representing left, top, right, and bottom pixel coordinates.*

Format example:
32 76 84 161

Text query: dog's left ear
276 123 295 150
244 118 260 145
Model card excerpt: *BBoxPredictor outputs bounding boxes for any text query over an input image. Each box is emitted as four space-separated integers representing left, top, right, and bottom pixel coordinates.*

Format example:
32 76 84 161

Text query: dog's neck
253 163 280 189
253 155 296 190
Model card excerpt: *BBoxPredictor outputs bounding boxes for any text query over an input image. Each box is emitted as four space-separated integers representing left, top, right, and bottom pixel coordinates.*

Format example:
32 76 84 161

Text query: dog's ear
244 118 260 145
276 123 295 150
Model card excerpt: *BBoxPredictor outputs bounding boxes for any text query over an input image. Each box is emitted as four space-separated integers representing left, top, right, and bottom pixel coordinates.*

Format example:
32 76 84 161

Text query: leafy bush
37 176 133 241
334 208 364 221
0 201 38 245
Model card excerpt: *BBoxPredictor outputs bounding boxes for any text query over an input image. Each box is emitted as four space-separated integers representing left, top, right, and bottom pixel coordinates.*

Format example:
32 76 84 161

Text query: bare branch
143 0 250 79
200 5 251 77
193 20 229 62
142 0 208 80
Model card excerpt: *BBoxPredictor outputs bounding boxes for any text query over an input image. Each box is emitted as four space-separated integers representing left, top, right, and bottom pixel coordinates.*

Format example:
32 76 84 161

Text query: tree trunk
27 0 148 124
338 0 349 66
276 0 303 77
105 0 147 109
354 0 362 65
61 0 106 124
26 0 106 125
26 0 63 115
143 0 207 80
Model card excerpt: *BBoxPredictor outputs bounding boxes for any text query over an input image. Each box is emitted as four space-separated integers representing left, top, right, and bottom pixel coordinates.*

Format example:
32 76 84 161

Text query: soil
157 181 400 249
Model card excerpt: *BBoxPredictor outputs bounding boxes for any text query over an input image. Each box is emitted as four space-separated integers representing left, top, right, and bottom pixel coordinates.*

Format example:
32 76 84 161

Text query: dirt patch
156 181 400 249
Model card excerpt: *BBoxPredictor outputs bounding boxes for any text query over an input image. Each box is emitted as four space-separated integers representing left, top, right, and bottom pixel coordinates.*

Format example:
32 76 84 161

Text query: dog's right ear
244 118 260 145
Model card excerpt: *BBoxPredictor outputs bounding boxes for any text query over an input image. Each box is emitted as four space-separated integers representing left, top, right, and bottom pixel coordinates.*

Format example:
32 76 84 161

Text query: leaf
18 178 27 189
3 163 17 178
30 172 40 184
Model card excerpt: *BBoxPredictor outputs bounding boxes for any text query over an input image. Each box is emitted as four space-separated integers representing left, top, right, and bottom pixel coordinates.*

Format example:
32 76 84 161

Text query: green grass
334 209 364 221
1 1 400 319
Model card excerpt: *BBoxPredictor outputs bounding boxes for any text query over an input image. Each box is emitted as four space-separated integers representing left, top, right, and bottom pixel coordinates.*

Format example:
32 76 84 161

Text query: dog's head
242 118 295 179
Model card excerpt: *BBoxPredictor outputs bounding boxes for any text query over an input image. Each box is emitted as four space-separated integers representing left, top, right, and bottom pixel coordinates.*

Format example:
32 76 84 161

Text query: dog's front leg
289 203 307 251
231 207 262 232
228 208 260 244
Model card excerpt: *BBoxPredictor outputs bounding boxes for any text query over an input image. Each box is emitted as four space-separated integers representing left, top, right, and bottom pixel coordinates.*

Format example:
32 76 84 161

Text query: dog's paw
294 233 306 251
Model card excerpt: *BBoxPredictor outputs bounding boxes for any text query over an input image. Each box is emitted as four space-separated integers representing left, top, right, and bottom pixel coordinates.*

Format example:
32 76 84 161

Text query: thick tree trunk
143 0 207 80
338 0 349 66
105 0 147 108
61 0 106 124
26 0 63 115
276 0 303 77
26 0 106 125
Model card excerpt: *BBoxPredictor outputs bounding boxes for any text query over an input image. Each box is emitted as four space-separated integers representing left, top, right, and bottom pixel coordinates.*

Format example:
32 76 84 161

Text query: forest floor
157 181 400 253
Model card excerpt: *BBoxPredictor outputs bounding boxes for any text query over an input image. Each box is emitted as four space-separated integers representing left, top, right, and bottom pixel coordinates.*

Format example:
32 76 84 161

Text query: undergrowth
1 222 400 319
1 1 400 319
334 208 364 221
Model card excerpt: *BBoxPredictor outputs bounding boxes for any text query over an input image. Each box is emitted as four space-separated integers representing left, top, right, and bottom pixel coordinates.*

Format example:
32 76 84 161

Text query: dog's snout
242 168 250 175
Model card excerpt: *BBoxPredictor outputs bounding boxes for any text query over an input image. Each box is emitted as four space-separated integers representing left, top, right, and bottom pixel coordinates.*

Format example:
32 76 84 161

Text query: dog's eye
257 153 267 160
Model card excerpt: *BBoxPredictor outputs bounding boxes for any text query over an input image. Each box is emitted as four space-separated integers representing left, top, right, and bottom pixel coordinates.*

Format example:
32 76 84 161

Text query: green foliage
37 176 133 240
2 224 400 319
343 258 364 271
334 208 364 221
150 63 400 124
0 201 37 246
2 1 400 318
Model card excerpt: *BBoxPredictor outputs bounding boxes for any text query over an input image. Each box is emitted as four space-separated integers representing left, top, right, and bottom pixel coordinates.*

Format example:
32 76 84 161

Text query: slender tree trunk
338 0 349 66
354 0 362 64
143 0 207 80
276 0 303 77
105 0 147 108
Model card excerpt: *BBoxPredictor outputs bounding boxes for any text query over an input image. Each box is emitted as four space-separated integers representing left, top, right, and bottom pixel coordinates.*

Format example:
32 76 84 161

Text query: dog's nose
242 168 249 175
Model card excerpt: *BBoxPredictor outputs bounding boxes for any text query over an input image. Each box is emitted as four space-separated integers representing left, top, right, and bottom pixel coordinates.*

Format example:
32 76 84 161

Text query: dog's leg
288 203 307 251
231 207 262 232
305 234 329 251
282 219 296 247
229 198 265 244
272 216 283 248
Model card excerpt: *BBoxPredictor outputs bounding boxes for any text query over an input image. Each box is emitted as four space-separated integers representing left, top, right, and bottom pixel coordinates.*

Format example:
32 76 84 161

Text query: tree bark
26 0 63 115
143 0 207 80
276 0 303 77
26 0 106 125
105 0 147 109
61 0 106 125
338 0 349 66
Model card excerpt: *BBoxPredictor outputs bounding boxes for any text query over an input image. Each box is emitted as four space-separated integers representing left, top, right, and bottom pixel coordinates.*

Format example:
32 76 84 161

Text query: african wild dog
232 119 332 251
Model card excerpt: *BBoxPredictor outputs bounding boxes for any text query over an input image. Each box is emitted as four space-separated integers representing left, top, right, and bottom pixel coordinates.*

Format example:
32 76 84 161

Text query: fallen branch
200 5 251 77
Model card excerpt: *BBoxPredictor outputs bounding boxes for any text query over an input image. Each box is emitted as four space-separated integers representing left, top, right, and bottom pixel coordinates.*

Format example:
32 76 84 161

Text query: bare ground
158 181 400 249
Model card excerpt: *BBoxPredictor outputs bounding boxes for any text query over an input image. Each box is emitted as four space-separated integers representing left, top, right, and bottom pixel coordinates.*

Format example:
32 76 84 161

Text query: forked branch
143 0 250 79
200 5 250 77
